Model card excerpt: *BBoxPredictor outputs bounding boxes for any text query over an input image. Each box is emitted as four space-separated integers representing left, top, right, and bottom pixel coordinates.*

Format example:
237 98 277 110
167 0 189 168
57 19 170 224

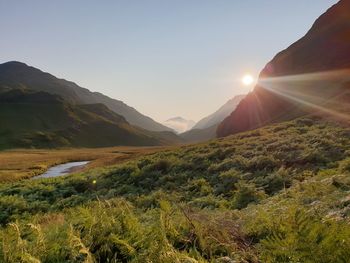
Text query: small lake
34 161 90 179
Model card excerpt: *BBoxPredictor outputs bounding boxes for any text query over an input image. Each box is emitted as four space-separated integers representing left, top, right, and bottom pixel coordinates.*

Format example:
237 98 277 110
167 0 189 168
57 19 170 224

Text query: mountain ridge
0 61 172 132
0 89 182 149
178 95 245 143
192 95 245 130
217 0 350 137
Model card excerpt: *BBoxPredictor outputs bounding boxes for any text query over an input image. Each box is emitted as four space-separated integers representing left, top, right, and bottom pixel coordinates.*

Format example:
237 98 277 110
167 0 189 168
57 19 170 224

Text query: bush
261 167 293 195
231 181 267 209
215 169 242 195
247 156 278 172
340 158 350 172
186 178 213 197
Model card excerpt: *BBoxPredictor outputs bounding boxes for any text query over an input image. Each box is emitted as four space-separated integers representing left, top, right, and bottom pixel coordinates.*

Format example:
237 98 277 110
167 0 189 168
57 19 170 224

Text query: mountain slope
192 95 245 130
0 89 181 149
162 117 195 133
218 0 350 137
179 124 217 143
179 95 245 143
0 61 172 132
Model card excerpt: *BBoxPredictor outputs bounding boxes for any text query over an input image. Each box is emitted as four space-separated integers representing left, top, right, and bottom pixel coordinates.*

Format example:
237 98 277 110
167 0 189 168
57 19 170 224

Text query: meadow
0 117 350 262
0 146 167 182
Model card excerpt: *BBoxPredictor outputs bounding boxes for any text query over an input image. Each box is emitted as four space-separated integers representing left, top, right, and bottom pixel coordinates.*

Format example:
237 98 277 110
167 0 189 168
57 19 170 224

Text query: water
34 161 90 179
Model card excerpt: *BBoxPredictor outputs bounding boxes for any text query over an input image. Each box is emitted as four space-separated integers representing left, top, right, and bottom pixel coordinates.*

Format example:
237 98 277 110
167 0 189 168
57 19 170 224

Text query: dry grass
0 146 169 182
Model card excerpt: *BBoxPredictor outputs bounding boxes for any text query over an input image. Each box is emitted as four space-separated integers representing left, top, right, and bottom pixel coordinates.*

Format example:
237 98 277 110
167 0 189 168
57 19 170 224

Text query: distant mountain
178 95 245 143
0 61 172 132
0 89 182 150
162 117 195 133
218 0 350 137
180 124 217 143
192 95 245 130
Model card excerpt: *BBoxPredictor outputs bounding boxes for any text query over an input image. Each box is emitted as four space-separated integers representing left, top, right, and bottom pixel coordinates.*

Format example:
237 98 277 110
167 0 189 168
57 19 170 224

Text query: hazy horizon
0 0 338 122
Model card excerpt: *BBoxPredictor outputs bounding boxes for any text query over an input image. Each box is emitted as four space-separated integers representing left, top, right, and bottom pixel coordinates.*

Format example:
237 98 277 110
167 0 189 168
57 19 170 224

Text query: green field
0 116 349 262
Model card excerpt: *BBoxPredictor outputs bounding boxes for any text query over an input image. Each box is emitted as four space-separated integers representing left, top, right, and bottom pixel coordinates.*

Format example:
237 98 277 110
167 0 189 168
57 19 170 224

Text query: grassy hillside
0 117 349 262
0 89 181 150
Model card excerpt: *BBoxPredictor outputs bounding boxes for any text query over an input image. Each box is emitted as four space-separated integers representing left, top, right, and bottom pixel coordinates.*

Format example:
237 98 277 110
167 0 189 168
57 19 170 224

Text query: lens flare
242 74 254 86
258 69 350 121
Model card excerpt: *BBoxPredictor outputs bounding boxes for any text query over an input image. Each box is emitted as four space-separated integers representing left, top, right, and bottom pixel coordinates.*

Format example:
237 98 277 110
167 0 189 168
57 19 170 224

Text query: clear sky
0 0 338 122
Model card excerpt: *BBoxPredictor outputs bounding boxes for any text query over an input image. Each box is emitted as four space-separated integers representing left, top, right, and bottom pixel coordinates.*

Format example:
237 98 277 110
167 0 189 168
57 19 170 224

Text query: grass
0 116 350 262
0 146 168 182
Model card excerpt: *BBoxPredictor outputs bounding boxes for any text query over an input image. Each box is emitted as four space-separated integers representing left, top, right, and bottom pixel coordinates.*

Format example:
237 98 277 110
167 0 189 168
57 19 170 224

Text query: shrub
247 156 278 172
231 181 267 209
339 158 350 172
261 167 293 195
186 178 213 197
215 169 242 195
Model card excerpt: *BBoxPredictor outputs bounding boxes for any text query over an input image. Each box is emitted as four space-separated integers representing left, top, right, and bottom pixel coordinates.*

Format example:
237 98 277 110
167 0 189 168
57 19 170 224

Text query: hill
162 117 195 133
0 61 172 132
0 117 349 261
0 89 181 150
180 124 217 143
217 0 350 137
193 95 245 130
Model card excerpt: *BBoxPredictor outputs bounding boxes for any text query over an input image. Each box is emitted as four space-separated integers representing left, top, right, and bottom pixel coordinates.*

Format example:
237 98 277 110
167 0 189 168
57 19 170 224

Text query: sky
0 0 338 122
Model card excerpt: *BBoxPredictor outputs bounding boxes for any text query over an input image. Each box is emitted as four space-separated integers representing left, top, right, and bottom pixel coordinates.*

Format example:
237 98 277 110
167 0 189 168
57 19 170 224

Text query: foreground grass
0 117 350 262
0 146 167 182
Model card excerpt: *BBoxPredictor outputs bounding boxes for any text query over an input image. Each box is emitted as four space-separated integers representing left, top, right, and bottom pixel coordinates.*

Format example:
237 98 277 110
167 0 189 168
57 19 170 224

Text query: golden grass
0 146 169 182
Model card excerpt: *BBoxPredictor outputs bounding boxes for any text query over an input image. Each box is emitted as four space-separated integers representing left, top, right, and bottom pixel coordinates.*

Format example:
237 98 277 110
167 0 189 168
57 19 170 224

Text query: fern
260 209 350 263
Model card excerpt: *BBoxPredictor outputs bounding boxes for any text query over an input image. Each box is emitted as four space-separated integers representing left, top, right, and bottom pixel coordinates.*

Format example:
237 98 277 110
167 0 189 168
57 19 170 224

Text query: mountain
217 0 350 137
0 61 172 132
192 95 245 130
180 124 217 143
179 95 245 143
162 117 195 133
0 89 181 150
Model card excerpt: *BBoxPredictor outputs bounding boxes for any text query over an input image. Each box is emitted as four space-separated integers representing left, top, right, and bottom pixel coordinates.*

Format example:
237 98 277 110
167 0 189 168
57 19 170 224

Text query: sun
242 74 254 86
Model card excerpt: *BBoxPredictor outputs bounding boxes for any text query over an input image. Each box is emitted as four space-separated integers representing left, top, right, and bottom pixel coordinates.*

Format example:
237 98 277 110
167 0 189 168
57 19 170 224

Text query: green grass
0 117 350 262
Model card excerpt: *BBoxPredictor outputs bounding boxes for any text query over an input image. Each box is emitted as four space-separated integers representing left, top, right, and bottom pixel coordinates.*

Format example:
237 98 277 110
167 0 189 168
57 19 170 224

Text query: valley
0 146 168 182
0 117 349 262
1 0 350 262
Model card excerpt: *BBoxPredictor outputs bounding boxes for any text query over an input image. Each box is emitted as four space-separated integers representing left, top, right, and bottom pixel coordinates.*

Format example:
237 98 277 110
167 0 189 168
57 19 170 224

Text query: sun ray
259 69 350 84
258 70 350 121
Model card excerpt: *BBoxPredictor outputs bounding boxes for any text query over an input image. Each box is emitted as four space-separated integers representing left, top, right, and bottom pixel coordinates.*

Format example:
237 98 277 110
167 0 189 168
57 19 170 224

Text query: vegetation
0 146 165 182
0 117 350 262
0 89 181 150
